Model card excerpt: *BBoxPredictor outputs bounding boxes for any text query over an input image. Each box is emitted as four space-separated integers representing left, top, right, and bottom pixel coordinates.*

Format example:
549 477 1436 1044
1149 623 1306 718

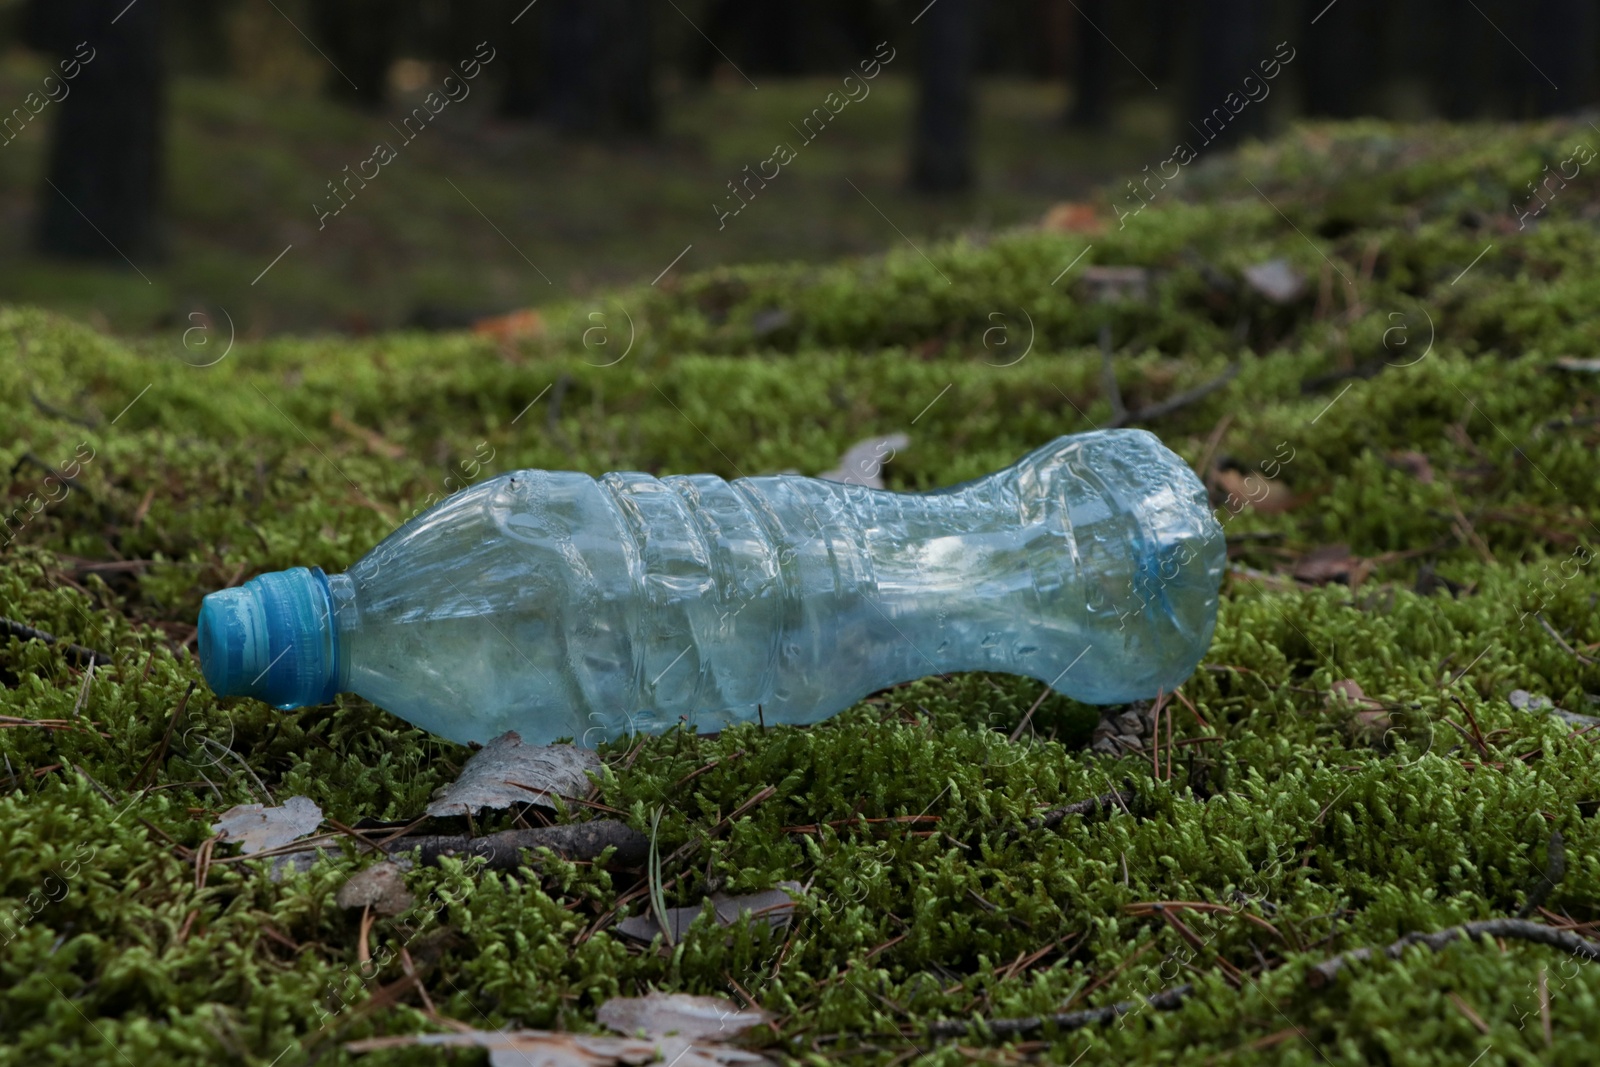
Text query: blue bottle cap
198 567 339 709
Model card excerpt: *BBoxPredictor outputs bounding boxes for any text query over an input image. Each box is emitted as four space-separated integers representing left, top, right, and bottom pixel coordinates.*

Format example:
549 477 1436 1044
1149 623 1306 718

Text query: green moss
3 118 1600 1066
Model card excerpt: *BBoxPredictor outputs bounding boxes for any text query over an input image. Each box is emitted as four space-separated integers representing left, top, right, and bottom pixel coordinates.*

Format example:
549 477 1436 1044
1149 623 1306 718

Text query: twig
1306 918 1600 988
1025 786 1139 832
1008 683 1056 744
1099 325 1127 427
1535 613 1597 666
927 981 1192 1039
1150 689 1165 782
385 820 651 869
1124 900 1283 941
781 814 940 835
1 618 112 667
1193 412 1234 488
1172 686 1211 729
1517 830 1566 919
1125 362 1242 426
130 681 196 791
1540 966 1553 1048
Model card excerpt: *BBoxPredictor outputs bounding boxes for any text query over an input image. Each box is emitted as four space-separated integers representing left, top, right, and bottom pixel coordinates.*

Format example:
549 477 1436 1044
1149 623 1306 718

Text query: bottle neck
325 571 356 695
197 566 342 709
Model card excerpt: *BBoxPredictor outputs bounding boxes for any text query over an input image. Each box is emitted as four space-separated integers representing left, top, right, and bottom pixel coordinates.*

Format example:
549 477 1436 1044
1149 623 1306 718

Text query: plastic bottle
198 429 1225 746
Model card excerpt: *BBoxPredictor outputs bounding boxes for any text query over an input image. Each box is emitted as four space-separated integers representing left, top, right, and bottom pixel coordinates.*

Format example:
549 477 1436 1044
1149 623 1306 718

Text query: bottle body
200 430 1225 746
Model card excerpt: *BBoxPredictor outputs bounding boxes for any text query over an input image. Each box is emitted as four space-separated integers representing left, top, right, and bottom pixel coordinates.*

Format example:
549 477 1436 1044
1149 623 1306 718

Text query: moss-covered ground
3 118 1600 1065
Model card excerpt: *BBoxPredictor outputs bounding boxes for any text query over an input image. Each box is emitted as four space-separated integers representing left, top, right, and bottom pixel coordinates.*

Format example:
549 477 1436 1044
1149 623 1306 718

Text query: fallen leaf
427 731 602 817
336 860 416 916
818 434 908 489
1041 201 1107 235
1553 356 1600 373
346 1029 769 1066
1292 544 1373 588
1078 265 1149 304
1212 467 1298 514
1242 258 1307 304
212 795 322 855
614 883 802 944
597 992 769 1041
472 308 545 341
1386 450 1435 483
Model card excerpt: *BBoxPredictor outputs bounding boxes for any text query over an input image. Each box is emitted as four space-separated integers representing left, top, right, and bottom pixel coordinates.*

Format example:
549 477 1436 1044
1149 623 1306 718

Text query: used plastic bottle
198 429 1225 746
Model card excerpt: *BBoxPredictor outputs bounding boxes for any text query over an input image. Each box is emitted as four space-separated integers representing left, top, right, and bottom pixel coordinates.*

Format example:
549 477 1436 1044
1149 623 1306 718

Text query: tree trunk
1188 0 1267 149
1525 0 1596 115
1065 0 1111 128
910 0 976 193
499 0 543 118
310 0 397 111
1300 0 1380 118
168 0 235 76
26 0 166 263
542 0 656 135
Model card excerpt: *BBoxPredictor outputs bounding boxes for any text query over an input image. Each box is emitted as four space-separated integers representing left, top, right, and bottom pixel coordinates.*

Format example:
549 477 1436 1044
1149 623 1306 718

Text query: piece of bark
426 732 602 816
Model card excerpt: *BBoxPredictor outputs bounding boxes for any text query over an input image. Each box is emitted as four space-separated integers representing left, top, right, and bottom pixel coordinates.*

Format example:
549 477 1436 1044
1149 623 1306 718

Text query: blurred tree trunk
1065 0 1111 129
745 0 803 74
1431 0 1491 118
499 0 543 118
1525 0 1596 115
543 0 656 135
1300 0 1380 117
168 0 235 76
1189 0 1266 147
910 0 976 193
25 0 166 262
311 0 397 110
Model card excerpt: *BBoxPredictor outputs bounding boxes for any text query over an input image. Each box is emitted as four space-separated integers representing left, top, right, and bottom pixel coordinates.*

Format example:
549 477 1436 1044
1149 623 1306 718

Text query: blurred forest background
1 0 1597 337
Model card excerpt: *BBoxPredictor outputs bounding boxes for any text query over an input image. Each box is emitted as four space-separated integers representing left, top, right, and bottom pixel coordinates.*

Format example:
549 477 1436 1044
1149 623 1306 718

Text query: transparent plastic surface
203 429 1225 746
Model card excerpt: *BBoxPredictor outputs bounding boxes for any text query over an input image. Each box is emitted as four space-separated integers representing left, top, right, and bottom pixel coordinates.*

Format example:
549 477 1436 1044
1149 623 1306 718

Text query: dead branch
926 983 1193 1039
1306 918 1600 989
385 819 651 869
1 617 112 667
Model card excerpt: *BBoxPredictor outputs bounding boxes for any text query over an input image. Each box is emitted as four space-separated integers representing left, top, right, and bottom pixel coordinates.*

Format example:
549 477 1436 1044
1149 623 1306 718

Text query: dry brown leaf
1292 544 1374 588
1213 467 1298 515
426 731 602 817
211 795 322 855
1041 201 1107 235
336 860 416 916
472 308 546 341
597 992 769 1041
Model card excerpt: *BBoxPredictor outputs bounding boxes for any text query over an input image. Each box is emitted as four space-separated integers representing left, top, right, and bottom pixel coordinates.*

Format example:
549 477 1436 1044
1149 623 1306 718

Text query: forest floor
3 117 1600 1065
0 48 1170 337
